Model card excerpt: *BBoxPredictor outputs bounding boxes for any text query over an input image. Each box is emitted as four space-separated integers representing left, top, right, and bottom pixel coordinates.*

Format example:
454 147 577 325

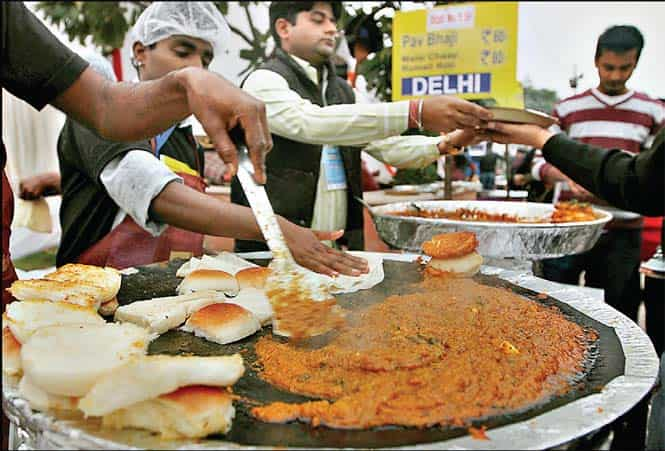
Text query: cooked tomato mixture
252 276 597 429
388 201 600 224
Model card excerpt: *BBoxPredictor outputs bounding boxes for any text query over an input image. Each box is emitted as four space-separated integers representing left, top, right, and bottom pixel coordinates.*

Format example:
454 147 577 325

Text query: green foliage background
36 2 558 108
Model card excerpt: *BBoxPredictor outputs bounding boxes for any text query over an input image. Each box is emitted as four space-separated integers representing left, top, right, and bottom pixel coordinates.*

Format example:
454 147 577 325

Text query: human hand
485 122 553 148
279 219 370 277
178 68 272 184
567 179 595 201
421 97 492 132
438 128 491 155
513 174 529 186
19 173 61 200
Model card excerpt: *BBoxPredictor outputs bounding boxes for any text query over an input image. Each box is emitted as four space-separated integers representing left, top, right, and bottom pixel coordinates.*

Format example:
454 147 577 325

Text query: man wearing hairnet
52 2 368 276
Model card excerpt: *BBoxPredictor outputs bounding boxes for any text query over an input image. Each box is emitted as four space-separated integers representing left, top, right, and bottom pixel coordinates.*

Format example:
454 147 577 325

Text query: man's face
278 2 338 66
595 48 638 95
134 35 214 81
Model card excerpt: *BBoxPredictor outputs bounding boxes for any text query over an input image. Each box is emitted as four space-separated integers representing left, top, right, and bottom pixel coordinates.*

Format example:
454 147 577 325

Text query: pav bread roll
6 300 104 344
2 326 22 376
98 297 119 317
181 303 261 344
176 269 239 295
235 266 271 290
102 385 235 438
225 289 273 325
8 279 103 310
19 375 80 412
20 323 151 397
421 232 483 277
114 290 227 335
7 264 121 310
427 251 484 276
176 252 257 278
45 264 121 303
79 354 245 416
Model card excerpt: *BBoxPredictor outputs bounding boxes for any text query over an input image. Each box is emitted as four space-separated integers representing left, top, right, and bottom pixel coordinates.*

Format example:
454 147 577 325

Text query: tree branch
227 23 254 47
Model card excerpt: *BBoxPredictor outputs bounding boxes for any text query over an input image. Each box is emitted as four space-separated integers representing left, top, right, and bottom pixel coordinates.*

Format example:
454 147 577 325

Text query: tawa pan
4 255 658 449
368 200 612 259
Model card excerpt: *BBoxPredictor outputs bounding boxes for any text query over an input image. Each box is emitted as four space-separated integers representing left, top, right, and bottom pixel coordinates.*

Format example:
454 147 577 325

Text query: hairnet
131 2 230 58
78 48 117 82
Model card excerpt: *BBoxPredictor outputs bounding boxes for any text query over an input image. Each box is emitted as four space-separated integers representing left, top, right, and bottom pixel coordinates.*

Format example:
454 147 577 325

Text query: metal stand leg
8 422 18 450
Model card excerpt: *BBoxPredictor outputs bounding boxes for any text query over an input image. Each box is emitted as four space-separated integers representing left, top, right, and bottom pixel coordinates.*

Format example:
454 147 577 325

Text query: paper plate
489 107 558 127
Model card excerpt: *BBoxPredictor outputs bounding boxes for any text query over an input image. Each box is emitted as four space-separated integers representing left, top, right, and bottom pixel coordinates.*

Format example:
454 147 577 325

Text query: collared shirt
243 53 440 234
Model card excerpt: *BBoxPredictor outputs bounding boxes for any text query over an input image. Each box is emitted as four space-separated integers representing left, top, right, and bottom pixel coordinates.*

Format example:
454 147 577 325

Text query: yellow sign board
392 2 523 108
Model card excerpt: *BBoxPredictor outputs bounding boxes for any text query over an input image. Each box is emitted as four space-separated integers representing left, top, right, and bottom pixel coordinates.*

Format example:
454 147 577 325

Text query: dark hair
269 1 342 47
595 25 644 61
345 14 383 57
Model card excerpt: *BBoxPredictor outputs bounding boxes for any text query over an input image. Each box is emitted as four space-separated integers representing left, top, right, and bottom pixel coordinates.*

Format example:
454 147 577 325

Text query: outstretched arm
486 122 665 216
149 182 369 277
52 67 272 184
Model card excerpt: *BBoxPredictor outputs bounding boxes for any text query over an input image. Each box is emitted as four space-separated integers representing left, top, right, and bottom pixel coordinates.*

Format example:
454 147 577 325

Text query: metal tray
2 254 659 450
369 200 612 259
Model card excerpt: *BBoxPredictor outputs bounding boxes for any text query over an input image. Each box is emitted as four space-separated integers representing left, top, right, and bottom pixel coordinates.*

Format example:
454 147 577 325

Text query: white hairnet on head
131 2 230 58
79 48 117 82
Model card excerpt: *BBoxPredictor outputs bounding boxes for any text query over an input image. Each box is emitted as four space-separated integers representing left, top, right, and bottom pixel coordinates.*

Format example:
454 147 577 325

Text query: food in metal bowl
387 201 601 224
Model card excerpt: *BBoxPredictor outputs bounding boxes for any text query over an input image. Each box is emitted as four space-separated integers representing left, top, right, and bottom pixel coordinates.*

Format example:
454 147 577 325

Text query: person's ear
275 18 292 43
132 42 147 68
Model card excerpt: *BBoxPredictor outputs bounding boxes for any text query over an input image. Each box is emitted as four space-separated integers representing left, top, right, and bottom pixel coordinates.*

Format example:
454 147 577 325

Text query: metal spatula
231 129 336 337
233 133 293 263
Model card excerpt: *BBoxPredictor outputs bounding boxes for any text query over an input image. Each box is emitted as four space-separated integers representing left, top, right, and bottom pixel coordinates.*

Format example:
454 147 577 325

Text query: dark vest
232 48 364 252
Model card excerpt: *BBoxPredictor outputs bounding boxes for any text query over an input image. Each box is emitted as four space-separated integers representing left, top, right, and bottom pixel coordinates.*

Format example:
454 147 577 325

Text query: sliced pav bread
6 300 104 344
176 269 239 295
181 303 261 344
224 288 273 325
79 354 245 416
20 322 151 397
19 375 80 412
101 385 235 438
2 326 22 376
114 290 227 335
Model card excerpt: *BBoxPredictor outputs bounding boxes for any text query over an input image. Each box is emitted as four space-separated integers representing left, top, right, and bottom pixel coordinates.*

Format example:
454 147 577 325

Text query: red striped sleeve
564 108 654 128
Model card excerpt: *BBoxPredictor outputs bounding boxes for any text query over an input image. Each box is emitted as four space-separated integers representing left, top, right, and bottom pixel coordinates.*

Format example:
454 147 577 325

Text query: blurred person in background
524 25 664 327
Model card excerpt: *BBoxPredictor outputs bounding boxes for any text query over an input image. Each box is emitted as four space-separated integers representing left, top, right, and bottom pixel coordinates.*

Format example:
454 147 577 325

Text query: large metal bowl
369 200 612 259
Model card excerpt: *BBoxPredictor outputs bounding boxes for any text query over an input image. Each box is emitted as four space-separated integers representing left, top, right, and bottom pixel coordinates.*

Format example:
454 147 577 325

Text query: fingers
309 246 369 277
238 103 271 184
455 99 493 121
292 239 369 277
212 129 239 178
312 229 344 241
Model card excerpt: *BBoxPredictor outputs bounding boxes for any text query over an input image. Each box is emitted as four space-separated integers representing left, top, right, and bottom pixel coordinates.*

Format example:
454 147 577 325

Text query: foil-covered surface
370 201 612 259
3 253 658 450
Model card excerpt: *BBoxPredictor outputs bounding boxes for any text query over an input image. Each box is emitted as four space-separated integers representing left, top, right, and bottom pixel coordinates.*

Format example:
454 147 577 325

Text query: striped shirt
551 88 665 153
532 88 664 227
533 88 665 181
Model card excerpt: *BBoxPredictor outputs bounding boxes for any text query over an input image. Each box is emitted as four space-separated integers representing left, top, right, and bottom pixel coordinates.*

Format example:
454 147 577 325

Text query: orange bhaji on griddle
250 277 597 430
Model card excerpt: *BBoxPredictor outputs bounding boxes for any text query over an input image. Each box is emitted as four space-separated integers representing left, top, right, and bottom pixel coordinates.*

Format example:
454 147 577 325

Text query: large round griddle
2 255 659 450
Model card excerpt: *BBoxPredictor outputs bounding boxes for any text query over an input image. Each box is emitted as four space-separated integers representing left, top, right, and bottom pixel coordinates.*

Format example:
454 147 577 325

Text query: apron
2 166 18 308
76 127 206 269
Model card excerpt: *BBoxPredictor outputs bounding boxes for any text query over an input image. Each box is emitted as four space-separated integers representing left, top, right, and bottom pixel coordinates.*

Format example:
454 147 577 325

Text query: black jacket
232 48 364 252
